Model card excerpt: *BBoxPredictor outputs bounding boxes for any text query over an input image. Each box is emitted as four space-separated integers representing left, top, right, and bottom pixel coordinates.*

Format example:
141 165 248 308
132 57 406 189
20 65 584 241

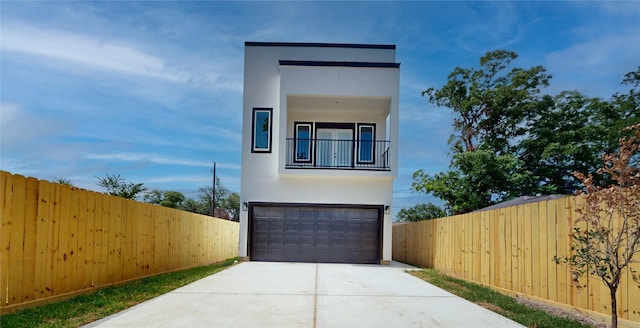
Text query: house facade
239 42 400 264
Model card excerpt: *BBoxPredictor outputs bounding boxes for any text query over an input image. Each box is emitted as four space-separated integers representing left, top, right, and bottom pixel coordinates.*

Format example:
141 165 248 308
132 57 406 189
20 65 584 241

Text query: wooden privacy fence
0 171 239 312
393 196 640 326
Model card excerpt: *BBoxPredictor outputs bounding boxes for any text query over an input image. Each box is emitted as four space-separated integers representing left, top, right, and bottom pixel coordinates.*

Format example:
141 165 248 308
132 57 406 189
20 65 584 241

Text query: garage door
250 204 381 264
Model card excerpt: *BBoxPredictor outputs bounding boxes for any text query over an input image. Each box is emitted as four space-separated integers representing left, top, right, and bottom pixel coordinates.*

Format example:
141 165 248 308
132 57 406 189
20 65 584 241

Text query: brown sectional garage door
250 204 381 264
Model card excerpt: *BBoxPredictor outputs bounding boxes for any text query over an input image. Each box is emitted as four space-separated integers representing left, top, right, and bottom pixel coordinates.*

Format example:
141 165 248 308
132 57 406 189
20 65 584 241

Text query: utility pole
211 161 216 217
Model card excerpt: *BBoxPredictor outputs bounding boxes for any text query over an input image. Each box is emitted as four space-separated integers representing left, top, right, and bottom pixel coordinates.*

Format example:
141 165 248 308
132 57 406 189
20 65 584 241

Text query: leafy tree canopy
144 190 187 209
397 203 446 222
422 50 551 154
96 173 147 200
414 52 638 214
54 177 75 187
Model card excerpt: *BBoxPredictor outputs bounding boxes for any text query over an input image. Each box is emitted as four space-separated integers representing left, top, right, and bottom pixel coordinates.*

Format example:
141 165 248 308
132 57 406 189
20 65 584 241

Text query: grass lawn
1 258 237 328
411 268 596 328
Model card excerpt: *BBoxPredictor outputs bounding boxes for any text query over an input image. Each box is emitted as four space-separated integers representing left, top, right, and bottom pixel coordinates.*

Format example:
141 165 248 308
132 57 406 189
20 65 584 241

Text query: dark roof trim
246 41 395 50
279 60 400 68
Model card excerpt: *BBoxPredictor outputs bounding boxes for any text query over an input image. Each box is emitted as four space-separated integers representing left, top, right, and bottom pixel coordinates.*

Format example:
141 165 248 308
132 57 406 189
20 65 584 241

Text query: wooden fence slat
1 172 13 306
474 213 481 281
93 194 109 286
538 201 549 300
546 200 558 302
497 208 507 290
516 205 526 294
34 179 52 299
66 187 80 293
22 177 39 302
8 174 27 305
627 260 640 322
84 191 96 289
122 200 134 281
556 198 570 305
613 203 628 320
480 211 489 284
489 210 498 287
76 189 88 290
530 202 540 298
511 205 520 293
503 207 513 291
107 197 120 283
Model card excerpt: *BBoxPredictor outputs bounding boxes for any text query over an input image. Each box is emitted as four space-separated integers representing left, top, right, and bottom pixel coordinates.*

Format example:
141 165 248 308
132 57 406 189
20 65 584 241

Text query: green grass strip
411 269 593 328
1 258 238 328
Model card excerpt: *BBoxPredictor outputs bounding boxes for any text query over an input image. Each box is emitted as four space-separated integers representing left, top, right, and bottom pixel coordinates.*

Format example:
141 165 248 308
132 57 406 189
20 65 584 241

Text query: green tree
518 69 640 194
413 150 536 214
397 203 446 222
219 192 240 221
144 189 187 209
415 50 551 213
422 50 550 154
53 177 75 186
181 198 204 214
606 67 640 152
554 124 640 328
518 91 609 194
414 53 639 214
96 173 147 200
197 177 229 216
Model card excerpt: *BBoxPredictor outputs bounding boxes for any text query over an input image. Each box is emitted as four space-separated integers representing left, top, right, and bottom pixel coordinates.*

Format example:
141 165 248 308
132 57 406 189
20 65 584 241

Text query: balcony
285 138 390 170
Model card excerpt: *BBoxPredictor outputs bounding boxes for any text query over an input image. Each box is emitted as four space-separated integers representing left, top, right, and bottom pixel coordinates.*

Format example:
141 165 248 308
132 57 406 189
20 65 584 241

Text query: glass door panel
316 128 353 167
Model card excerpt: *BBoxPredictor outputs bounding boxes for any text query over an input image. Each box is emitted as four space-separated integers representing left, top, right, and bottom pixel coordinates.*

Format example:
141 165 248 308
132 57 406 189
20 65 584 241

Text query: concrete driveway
85 262 524 327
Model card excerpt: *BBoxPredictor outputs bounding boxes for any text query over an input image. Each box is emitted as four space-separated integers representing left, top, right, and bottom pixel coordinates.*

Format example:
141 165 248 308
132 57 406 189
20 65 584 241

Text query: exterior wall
240 43 399 263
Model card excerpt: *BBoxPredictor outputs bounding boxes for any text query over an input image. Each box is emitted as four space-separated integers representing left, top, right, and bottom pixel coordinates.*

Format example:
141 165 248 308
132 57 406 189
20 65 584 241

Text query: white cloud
1 23 189 83
85 152 240 170
0 102 70 150
544 31 640 97
547 34 640 70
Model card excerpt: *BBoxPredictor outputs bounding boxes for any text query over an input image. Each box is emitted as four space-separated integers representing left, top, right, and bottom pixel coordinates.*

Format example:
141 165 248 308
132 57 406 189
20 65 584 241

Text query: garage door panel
317 235 329 246
301 222 314 232
284 222 299 232
255 222 269 232
254 236 268 246
284 236 298 246
300 236 314 246
251 205 380 264
269 222 283 231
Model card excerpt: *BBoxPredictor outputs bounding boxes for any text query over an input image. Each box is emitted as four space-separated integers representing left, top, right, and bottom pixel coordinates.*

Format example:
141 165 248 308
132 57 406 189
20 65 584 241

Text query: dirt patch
475 301 506 314
515 296 607 328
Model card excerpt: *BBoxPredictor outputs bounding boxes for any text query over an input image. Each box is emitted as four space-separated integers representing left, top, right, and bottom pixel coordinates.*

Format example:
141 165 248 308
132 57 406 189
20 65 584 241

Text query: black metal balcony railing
285 138 390 170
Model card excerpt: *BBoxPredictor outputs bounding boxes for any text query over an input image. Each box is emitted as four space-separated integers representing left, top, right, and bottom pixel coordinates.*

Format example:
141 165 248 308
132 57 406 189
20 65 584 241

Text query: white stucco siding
269 46 396 63
286 112 388 137
243 176 392 205
279 66 399 98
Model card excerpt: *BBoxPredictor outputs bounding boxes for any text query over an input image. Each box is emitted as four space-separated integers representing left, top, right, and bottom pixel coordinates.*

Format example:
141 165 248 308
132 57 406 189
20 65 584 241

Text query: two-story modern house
239 42 399 265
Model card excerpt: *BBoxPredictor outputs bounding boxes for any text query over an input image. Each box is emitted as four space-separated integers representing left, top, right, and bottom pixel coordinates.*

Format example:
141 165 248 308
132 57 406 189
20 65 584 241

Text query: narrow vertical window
358 124 375 163
252 108 272 153
295 123 312 162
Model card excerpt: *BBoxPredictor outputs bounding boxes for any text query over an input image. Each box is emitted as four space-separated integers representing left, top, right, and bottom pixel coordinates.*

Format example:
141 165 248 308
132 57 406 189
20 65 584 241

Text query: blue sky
1 1 639 216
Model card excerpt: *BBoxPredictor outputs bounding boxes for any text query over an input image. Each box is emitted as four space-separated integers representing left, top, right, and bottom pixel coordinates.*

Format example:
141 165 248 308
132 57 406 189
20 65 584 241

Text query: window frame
251 108 273 153
294 122 313 163
357 123 376 164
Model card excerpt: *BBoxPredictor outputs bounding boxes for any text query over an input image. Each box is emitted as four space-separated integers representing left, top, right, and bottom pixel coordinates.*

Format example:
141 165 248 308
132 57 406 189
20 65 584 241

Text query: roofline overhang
246 41 395 50
279 60 400 68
